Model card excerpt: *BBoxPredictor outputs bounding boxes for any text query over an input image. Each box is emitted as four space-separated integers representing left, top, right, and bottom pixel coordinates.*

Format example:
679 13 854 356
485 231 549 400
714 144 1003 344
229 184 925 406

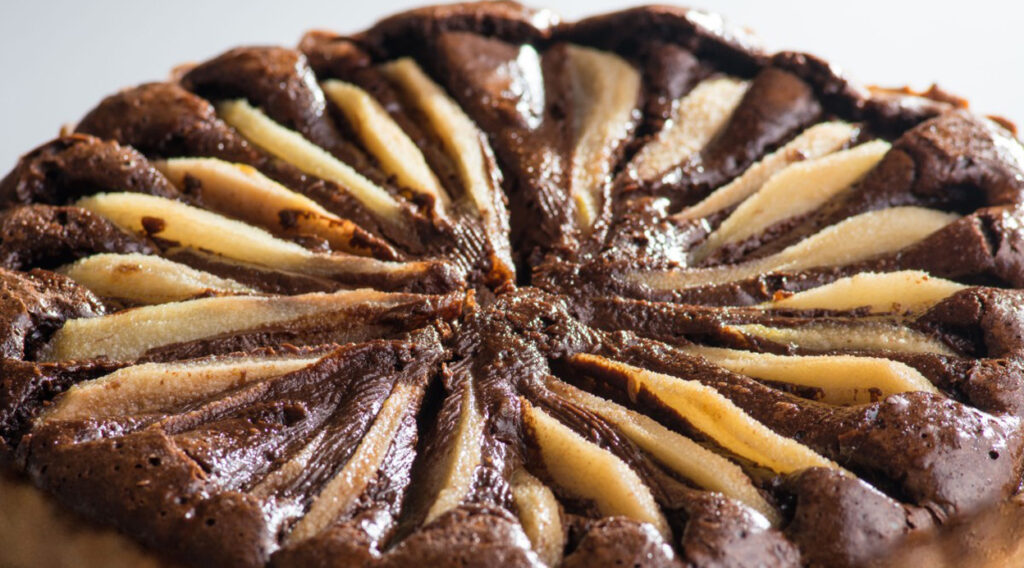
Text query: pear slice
424 380 484 523
287 381 419 544
250 430 327 501
691 140 890 261
545 377 778 525
39 288 433 362
43 354 322 422
74 192 436 281
157 157 393 257
570 354 840 475
677 122 858 221
380 59 503 229
565 45 640 229
511 469 564 567
635 207 958 290
627 77 749 183
59 253 253 304
682 345 938 405
521 398 671 540
729 322 958 356
322 80 449 209
216 99 405 225
763 271 966 314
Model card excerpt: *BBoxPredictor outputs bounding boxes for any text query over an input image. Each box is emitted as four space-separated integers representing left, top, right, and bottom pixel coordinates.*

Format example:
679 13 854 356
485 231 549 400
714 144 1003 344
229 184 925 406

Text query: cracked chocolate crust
2 2 1024 567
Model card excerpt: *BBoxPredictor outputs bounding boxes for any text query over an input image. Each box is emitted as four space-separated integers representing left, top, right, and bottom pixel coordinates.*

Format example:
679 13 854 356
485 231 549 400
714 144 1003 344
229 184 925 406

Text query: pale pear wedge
681 345 938 405
380 59 503 224
42 354 323 422
510 469 565 567
424 380 484 523
39 288 434 362
728 322 958 356
545 377 778 525
691 140 891 262
250 430 327 501
157 157 395 257
74 192 440 282
565 44 640 229
677 122 859 221
287 381 420 544
216 99 405 226
59 253 253 304
569 354 841 475
627 77 749 183
634 207 959 290
521 398 672 539
763 271 966 314
321 80 449 209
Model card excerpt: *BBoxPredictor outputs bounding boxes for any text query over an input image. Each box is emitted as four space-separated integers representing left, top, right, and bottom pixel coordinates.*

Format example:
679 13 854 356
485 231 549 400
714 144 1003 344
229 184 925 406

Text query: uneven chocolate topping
357 0 555 60
3 2 1024 568
559 5 765 77
0 267 104 359
180 47 340 146
77 82 265 163
782 467 935 568
562 517 681 567
672 67 822 196
0 134 181 207
180 46 396 192
0 358 123 458
770 51 962 137
0 205 156 271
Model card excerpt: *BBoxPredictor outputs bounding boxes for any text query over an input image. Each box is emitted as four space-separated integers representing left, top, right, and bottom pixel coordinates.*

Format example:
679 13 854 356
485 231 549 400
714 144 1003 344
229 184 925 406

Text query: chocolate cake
3 2 1024 567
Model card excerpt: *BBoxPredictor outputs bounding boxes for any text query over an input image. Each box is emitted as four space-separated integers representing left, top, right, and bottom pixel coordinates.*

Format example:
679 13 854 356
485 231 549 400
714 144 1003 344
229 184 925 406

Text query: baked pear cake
2 2 1024 567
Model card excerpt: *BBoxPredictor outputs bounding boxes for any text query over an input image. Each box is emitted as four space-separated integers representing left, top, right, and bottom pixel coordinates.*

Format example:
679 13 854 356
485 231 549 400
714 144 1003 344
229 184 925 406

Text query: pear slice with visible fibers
635 207 958 290
43 354 323 422
763 270 966 314
424 380 485 524
381 59 502 224
322 80 449 209
157 157 395 257
677 121 858 221
380 58 513 276
217 99 405 225
38 288 438 362
286 381 420 544
682 345 938 405
545 377 778 525
692 140 890 261
729 322 958 356
627 77 748 183
75 192 446 285
564 44 640 229
569 354 841 475
510 469 565 567
249 430 327 502
521 398 671 539
59 253 253 304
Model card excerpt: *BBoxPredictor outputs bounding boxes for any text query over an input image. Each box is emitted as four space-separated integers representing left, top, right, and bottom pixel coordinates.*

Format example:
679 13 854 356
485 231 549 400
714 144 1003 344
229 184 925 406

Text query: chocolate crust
357 1 557 60
559 5 766 76
0 134 181 207
0 204 157 271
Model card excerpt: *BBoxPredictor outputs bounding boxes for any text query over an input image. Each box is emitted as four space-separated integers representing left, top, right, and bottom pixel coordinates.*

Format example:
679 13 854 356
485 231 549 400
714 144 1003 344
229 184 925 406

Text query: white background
2 0 1021 170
